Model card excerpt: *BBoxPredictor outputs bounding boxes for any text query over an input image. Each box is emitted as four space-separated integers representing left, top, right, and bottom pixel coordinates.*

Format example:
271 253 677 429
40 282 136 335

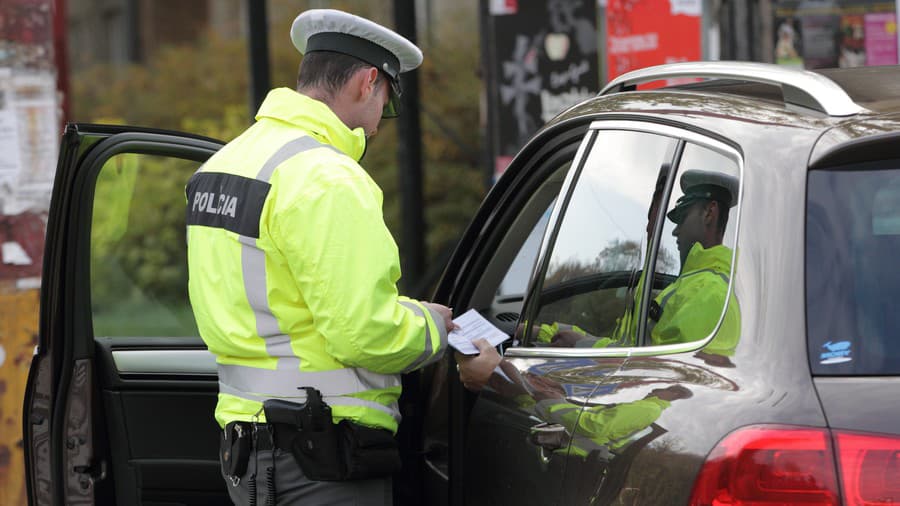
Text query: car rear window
807 161 900 375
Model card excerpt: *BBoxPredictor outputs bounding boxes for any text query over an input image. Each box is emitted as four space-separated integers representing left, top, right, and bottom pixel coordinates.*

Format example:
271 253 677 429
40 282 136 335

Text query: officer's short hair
296 51 386 98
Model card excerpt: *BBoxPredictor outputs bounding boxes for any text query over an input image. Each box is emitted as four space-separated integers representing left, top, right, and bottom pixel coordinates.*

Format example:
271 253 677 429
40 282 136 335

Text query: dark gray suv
24 62 900 505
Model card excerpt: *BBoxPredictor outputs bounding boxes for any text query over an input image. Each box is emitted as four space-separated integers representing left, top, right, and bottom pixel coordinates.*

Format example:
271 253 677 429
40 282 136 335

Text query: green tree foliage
72 0 485 313
91 154 201 336
539 239 678 337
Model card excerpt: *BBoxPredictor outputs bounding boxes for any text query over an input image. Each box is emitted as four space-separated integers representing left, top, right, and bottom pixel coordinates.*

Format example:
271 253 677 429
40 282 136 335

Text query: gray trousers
219 430 392 505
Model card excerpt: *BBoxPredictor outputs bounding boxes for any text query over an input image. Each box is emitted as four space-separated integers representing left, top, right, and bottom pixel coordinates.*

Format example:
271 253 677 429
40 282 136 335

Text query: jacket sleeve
274 170 448 374
535 397 669 446
651 275 728 346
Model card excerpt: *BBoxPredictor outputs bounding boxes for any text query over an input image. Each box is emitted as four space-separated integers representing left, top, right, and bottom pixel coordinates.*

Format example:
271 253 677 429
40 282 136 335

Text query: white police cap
666 169 739 224
679 169 739 207
291 9 423 83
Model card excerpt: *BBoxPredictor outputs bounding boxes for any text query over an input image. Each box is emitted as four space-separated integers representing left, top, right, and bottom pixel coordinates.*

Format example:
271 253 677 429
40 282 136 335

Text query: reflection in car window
645 143 740 355
471 161 571 315
528 130 678 347
497 202 555 298
807 164 900 375
91 154 201 337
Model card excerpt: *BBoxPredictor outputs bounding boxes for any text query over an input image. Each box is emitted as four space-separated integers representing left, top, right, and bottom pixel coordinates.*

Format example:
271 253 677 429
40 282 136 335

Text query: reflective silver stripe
256 136 339 182
239 235 281 338
239 234 299 371
218 363 400 398
399 301 447 373
218 382 401 422
239 136 337 372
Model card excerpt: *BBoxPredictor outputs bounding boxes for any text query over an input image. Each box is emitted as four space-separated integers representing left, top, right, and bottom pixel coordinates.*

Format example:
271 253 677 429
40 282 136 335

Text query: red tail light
690 425 900 506
834 431 900 506
689 425 840 505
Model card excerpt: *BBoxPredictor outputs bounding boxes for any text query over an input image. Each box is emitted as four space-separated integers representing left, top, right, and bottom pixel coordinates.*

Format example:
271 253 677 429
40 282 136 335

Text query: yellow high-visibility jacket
535 396 671 457
186 88 447 433
546 243 739 355
648 243 740 356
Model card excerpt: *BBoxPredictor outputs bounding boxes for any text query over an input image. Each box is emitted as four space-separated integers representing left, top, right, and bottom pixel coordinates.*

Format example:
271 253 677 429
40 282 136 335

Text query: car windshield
807 162 900 375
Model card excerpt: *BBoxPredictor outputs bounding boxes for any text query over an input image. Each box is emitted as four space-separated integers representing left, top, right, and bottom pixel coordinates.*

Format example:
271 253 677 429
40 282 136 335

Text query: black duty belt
225 421 275 451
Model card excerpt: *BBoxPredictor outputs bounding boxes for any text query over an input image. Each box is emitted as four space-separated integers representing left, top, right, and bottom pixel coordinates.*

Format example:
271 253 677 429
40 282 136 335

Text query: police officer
569 169 741 353
651 169 740 355
186 9 453 505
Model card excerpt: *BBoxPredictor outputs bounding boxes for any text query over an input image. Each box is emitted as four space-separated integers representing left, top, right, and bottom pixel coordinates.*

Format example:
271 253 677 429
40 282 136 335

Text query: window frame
510 119 745 359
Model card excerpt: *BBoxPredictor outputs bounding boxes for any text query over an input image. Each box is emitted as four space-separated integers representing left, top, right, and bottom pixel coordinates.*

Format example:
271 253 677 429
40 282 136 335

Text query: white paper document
448 309 510 355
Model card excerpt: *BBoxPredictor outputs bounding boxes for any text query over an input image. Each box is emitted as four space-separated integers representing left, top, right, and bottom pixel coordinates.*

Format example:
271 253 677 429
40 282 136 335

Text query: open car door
23 124 226 505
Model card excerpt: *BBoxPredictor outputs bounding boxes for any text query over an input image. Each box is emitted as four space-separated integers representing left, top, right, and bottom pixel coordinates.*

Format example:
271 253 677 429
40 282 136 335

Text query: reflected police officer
648 169 740 353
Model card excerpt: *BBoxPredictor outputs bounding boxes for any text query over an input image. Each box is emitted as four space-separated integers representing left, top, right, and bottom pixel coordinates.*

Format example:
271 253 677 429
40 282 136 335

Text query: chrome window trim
112 349 217 375
510 119 744 359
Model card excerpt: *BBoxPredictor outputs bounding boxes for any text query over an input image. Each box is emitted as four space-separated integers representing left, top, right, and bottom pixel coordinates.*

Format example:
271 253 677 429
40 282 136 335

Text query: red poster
606 0 702 81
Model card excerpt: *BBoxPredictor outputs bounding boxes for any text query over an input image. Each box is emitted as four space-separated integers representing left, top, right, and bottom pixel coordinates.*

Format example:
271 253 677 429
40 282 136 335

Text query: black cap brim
666 196 702 224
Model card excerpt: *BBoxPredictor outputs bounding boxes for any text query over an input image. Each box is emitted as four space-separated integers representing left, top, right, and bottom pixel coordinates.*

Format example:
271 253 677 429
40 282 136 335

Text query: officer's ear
703 200 719 227
355 67 380 102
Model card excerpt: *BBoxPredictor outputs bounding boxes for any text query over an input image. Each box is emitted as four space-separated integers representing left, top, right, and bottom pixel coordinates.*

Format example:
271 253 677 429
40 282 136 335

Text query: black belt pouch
339 420 401 480
222 422 251 478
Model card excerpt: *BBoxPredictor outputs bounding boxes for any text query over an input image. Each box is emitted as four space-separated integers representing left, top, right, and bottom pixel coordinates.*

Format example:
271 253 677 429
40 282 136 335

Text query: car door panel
24 125 226 505
464 353 627 506
94 338 221 504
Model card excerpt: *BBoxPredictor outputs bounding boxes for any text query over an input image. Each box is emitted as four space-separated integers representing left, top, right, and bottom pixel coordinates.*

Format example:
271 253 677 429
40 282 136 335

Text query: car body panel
813 378 900 435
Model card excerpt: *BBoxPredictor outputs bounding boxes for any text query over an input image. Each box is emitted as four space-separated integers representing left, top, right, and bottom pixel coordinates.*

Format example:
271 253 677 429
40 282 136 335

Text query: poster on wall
484 0 600 180
7 72 58 215
0 69 23 213
774 0 897 68
864 12 898 64
606 0 702 81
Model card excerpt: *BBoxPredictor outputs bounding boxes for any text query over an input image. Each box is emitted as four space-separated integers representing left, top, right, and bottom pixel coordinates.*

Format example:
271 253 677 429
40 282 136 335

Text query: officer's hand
455 339 501 392
422 302 458 333
549 330 585 348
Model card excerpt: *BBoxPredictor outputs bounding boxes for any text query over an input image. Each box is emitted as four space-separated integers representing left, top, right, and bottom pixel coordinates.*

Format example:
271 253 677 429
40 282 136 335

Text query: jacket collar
682 243 733 275
255 88 367 161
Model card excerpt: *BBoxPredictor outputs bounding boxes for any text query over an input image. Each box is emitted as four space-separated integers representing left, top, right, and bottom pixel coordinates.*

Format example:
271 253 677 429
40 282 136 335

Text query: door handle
528 422 568 451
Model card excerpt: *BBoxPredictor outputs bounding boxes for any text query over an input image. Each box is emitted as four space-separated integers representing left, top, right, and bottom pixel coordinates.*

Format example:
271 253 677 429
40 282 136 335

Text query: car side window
807 162 900 375
643 143 740 356
496 201 555 298
525 130 678 348
465 161 571 336
91 153 201 337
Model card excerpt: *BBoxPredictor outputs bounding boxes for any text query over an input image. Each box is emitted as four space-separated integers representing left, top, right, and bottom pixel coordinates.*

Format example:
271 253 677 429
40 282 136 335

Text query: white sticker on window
819 340 853 364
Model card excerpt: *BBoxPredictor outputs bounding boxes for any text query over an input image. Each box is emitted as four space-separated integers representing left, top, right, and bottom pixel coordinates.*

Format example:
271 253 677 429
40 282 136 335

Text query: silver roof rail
599 61 866 117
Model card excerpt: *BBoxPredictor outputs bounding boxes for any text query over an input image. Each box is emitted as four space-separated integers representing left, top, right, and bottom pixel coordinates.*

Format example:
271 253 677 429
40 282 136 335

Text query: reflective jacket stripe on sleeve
399 300 448 373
